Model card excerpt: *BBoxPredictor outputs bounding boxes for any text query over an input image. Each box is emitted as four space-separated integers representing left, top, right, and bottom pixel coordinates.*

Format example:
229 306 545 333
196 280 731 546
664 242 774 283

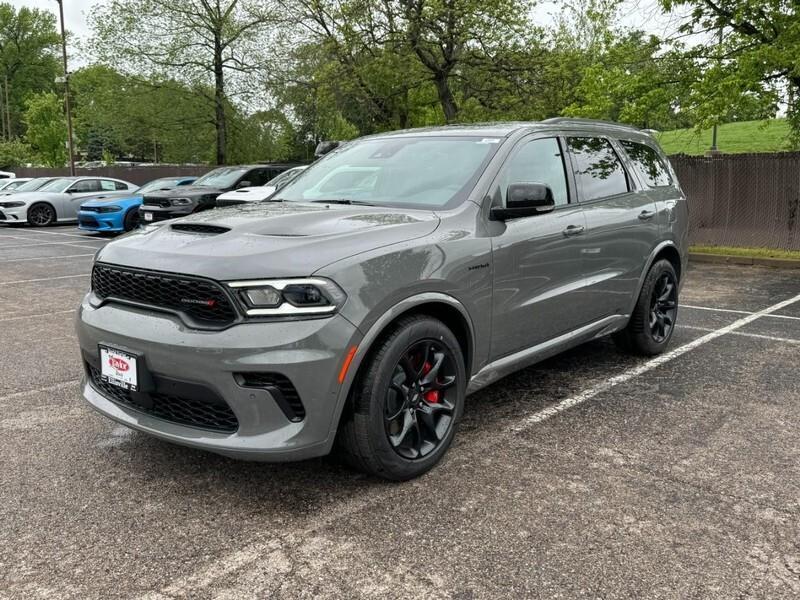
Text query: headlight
227 278 346 317
95 205 121 213
170 197 193 206
0 201 24 208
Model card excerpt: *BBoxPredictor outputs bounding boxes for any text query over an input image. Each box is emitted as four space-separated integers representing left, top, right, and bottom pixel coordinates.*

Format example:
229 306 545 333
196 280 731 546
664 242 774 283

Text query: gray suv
76 119 688 480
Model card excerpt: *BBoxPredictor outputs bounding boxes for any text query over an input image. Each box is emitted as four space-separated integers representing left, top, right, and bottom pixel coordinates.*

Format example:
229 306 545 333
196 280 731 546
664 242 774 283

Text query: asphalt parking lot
2 223 799 599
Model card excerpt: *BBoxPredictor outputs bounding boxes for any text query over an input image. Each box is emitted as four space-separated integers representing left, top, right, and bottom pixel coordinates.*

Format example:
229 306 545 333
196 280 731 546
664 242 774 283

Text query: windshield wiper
308 199 376 206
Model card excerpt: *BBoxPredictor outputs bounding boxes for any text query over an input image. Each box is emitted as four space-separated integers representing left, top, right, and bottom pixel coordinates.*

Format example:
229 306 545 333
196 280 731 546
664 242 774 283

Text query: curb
689 252 800 269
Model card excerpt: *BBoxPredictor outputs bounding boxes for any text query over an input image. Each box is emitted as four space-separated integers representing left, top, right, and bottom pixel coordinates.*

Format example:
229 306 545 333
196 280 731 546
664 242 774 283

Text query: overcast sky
12 0 689 51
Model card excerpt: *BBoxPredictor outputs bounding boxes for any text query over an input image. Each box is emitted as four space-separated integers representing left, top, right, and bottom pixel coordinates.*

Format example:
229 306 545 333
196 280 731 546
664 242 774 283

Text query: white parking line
511 292 800 431
2 228 98 239
0 253 94 263
683 304 800 322
0 273 89 285
0 309 76 322
678 324 800 345
0 240 104 250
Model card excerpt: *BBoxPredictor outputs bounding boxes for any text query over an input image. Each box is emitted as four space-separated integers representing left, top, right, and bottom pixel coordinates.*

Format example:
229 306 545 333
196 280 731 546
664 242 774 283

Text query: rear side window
113 181 129 190
567 137 629 201
100 180 118 191
620 140 672 187
500 138 569 206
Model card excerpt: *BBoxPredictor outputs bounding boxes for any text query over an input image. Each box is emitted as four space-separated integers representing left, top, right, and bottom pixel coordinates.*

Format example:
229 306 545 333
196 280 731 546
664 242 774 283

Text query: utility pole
55 0 75 175
708 26 724 156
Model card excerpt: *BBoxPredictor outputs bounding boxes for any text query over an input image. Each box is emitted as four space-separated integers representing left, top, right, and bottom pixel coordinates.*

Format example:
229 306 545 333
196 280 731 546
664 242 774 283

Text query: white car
215 166 307 207
0 176 137 227
0 178 32 192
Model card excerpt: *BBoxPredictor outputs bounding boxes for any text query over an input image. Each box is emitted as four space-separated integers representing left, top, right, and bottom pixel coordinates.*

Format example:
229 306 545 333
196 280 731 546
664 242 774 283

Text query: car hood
4 191 65 204
81 193 142 207
216 186 276 203
97 201 440 279
145 185 223 198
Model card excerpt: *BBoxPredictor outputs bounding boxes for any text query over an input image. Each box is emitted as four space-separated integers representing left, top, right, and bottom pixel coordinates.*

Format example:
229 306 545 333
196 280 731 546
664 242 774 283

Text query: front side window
277 136 501 210
620 140 672 187
70 179 102 193
500 137 569 206
567 137 629 201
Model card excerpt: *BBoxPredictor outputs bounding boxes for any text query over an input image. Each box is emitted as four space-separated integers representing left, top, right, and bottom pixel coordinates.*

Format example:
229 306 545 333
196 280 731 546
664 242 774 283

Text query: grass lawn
690 245 800 260
656 119 793 156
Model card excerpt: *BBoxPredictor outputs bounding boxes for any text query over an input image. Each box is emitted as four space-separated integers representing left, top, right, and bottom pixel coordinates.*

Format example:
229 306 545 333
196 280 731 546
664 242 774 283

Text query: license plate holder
99 345 139 391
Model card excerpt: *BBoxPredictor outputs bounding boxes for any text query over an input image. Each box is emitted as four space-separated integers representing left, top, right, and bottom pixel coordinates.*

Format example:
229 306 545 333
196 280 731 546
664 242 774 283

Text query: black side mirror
490 183 556 220
315 140 340 157
236 180 252 189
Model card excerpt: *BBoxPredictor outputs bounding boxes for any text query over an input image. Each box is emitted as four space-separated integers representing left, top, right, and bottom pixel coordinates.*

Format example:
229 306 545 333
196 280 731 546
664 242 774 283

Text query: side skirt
467 314 628 394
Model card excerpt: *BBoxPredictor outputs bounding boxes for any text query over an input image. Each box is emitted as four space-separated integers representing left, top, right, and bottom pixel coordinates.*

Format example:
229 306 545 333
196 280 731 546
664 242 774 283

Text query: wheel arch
27 200 57 224
328 293 476 445
626 240 684 316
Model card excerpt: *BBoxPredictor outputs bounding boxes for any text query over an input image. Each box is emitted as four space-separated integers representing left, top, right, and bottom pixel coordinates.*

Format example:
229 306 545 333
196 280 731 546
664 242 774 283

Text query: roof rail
541 117 642 131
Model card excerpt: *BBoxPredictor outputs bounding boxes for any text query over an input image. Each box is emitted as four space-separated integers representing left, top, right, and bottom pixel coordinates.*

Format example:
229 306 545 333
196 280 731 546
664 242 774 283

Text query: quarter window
501 138 569 206
567 137 629 201
620 140 672 187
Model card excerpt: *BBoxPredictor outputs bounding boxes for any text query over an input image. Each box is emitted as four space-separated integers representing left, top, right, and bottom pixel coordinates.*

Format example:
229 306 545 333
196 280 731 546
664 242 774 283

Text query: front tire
27 203 56 227
614 259 679 356
123 208 140 232
336 315 466 480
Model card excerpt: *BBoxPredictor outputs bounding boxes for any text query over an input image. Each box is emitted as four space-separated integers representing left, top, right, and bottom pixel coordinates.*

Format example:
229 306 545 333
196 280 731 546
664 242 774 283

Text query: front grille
171 223 230 235
237 373 305 421
91 263 238 327
143 196 171 208
79 216 99 227
88 365 239 433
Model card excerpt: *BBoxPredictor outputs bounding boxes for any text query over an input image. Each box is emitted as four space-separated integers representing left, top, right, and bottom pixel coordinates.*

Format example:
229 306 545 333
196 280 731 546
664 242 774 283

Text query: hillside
656 119 793 155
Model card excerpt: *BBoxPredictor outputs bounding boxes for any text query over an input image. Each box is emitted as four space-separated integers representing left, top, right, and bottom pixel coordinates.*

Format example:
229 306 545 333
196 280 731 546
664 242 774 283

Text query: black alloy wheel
649 272 678 343
384 340 457 460
28 203 55 227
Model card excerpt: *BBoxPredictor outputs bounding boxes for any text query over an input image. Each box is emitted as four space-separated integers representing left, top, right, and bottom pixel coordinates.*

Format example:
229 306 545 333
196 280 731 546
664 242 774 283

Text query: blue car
78 176 198 233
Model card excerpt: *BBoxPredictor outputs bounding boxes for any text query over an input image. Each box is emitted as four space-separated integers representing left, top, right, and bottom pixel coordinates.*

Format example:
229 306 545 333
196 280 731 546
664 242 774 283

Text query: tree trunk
213 35 226 165
433 73 458 123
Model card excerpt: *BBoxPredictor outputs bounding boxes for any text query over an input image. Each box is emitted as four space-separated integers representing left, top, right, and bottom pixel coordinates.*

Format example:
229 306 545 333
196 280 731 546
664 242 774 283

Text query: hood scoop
171 223 230 235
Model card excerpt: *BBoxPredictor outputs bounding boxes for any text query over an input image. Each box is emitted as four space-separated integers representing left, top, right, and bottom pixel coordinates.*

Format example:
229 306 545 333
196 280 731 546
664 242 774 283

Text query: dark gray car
76 119 688 480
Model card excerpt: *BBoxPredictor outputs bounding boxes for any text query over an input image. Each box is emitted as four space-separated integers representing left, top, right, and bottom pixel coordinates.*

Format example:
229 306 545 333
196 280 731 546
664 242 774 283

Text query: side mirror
236 180 252 189
490 183 556 220
315 140 340 157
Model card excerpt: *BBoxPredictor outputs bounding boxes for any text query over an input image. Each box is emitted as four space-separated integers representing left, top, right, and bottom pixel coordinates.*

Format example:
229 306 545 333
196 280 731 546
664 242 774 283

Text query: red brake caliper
420 361 440 403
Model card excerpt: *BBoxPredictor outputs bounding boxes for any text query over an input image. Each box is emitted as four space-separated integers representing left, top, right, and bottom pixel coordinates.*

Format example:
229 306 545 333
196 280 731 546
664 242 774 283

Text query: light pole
708 26 724 156
55 0 75 175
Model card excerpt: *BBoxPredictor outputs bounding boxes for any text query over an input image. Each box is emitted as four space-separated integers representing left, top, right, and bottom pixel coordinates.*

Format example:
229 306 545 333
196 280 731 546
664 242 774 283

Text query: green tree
662 0 800 143
0 3 60 139
89 0 274 164
23 91 66 167
0 139 31 168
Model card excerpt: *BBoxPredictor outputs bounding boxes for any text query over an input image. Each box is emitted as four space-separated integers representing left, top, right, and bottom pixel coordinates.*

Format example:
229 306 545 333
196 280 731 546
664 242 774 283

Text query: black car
138 164 299 223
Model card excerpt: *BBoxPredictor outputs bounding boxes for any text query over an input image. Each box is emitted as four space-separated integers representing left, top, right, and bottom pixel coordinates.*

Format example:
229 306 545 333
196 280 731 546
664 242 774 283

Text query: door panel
566 137 659 320
491 207 588 359
489 136 588 360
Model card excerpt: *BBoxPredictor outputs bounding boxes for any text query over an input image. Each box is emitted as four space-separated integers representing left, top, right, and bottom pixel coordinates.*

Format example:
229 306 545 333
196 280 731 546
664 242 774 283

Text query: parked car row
0 163 305 232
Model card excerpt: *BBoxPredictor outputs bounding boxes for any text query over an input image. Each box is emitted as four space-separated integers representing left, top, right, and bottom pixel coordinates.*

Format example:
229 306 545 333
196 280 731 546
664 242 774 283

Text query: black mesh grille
79 216 99 227
142 196 171 208
91 263 238 326
88 365 238 432
237 373 305 421
171 223 230 235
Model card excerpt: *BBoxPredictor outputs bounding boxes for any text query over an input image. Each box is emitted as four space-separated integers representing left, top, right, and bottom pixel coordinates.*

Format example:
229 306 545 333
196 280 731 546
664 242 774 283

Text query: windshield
13 178 46 192
277 136 501 209
137 178 182 194
193 167 246 189
38 178 74 193
267 167 305 189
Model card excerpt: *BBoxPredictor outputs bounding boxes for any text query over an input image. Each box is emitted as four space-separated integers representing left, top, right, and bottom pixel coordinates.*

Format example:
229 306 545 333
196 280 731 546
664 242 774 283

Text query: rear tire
614 259 679 356
123 208 140 232
27 203 56 227
335 315 466 481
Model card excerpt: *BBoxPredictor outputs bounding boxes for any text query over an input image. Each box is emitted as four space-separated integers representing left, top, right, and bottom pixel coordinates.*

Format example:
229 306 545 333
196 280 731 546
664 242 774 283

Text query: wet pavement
1 224 799 599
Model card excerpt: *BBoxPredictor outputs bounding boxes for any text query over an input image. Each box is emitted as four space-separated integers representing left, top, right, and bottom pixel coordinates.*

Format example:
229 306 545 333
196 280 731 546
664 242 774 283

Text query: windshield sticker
477 138 501 144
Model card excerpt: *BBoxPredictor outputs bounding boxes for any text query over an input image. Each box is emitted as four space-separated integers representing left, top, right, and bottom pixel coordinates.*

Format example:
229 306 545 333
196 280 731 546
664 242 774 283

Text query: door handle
638 210 656 220
562 224 585 237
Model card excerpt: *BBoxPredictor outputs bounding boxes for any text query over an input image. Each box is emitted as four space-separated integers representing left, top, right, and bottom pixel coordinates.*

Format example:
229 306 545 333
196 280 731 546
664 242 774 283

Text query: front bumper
138 205 194 223
77 295 362 461
78 210 125 232
0 205 27 222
